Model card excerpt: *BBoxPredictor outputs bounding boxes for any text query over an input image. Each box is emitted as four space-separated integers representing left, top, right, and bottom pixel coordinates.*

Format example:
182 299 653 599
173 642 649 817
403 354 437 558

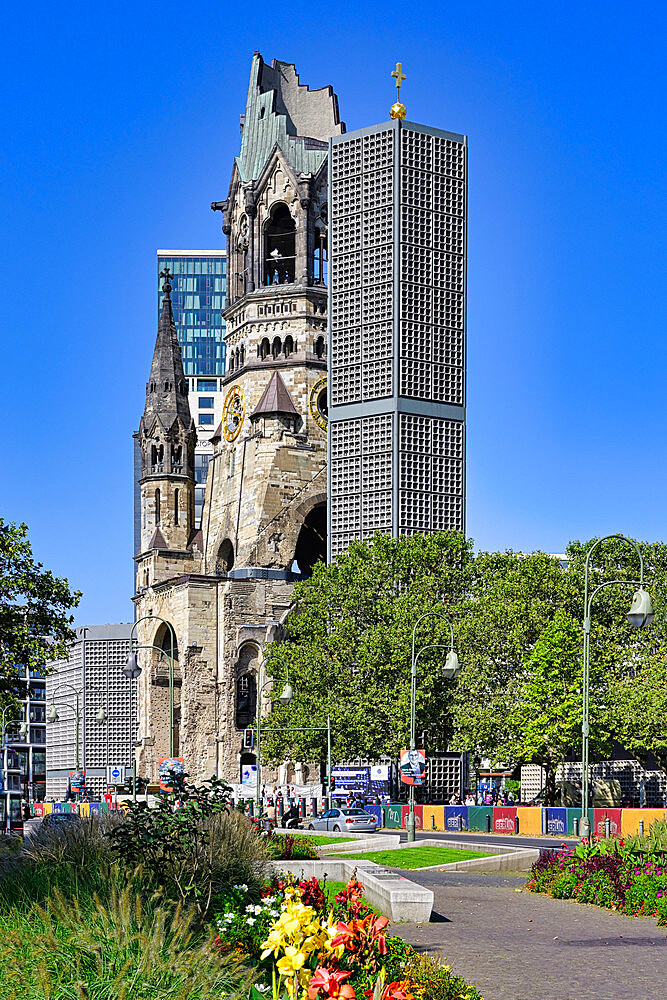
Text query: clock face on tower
309 376 328 430
222 385 245 442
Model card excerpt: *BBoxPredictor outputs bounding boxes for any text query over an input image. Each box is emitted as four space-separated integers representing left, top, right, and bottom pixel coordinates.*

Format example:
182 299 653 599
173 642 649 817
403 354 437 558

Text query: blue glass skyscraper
157 250 227 375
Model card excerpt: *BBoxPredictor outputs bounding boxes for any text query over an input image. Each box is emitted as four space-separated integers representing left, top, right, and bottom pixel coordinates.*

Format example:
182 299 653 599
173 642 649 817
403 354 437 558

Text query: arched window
284 335 294 358
155 488 161 525
314 228 327 284
229 353 235 373
174 488 179 526
216 538 235 574
260 337 270 360
315 336 326 359
264 203 296 285
272 336 282 359
240 345 245 365
236 673 257 728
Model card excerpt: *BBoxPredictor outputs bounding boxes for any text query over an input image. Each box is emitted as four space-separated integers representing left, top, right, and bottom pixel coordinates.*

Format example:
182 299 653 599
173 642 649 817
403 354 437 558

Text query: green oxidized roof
236 53 345 183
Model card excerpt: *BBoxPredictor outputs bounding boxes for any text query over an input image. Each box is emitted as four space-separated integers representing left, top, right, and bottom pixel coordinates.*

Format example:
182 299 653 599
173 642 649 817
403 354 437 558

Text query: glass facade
157 253 227 375
2 665 47 828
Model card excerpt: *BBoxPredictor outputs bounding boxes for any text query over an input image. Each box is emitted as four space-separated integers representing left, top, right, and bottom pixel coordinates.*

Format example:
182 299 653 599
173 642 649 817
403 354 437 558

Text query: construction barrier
444 805 468 831
467 806 493 831
401 804 423 830
364 804 383 827
422 804 445 831
383 803 402 828
492 806 517 833
517 806 543 836
620 808 666 836
593 807 622 837
545 807 567 835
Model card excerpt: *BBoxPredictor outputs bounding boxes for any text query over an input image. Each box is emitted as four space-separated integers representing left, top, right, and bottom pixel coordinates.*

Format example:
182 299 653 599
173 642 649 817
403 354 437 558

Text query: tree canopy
0 518 81 712
260 532 667 795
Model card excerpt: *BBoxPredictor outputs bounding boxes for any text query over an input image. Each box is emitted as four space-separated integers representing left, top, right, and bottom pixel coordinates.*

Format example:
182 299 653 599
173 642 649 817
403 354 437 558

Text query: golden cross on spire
390 62 407 120
391 62 406 96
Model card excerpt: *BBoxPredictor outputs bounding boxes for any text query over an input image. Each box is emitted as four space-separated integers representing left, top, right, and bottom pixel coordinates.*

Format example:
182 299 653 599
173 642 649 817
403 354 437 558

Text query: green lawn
302 835 356 846
331 845 490 869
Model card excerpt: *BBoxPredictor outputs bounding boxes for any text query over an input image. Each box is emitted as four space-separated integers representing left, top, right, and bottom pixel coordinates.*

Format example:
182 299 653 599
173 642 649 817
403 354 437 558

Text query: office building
327 119 467 557
158 250 227 527
46 624 136 801
1 665 46 829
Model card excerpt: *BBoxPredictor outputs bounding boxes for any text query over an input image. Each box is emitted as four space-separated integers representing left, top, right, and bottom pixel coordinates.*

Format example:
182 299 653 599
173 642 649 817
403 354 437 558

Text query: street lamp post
255 652 293 813
408 611 461 843
1 707 28 831
122 652 142 802
580 534 654 838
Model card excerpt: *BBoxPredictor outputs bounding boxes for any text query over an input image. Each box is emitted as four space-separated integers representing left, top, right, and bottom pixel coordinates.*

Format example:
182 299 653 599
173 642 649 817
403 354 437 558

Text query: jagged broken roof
236 52 345 182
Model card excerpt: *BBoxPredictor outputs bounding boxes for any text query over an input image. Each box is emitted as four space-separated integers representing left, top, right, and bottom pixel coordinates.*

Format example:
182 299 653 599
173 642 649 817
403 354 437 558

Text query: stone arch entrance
294 501 326 576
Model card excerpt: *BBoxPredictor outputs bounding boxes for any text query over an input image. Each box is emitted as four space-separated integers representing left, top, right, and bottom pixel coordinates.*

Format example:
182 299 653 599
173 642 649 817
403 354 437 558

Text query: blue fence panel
444 805 468 830
365 804 383 827
546 807 567 836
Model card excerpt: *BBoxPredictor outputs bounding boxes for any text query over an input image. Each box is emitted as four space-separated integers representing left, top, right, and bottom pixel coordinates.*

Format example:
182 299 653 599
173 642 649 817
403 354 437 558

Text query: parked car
307 807 378 833
42 813 82 830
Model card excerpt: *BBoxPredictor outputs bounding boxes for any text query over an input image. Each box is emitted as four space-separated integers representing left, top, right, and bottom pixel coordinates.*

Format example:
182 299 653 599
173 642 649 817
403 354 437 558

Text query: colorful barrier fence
377 804 666 834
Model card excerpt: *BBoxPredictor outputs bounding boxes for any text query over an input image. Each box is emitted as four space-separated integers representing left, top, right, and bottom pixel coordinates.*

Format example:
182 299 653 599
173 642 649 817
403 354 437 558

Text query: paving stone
396 870 666 1000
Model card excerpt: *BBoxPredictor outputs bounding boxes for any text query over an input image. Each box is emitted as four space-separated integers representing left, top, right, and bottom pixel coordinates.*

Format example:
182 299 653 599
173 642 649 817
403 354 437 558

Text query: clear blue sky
1 1 666 625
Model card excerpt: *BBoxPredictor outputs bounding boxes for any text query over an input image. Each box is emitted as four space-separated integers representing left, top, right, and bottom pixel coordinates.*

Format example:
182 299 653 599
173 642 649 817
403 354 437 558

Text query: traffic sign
107 765 123 785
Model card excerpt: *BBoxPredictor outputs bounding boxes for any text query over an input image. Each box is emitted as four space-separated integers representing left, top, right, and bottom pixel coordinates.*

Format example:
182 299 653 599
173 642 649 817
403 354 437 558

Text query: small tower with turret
134 267 199 590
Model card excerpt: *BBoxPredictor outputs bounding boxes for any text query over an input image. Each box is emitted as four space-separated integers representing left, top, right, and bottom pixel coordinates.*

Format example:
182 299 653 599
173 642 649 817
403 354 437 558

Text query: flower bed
526 832 667 925
215 872 484 1000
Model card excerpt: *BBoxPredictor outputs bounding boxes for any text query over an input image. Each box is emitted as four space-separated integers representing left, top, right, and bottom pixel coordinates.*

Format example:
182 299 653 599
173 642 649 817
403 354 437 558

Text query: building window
30 727 46 745
174 488 180 526
194 453 211 484
29 705 46 723
197 379 217 392
199 397 214 408
155 488 161 525
264 203 296 285
315 336 326 359
314 229 327 284
198 413 215 426
235 673 256 728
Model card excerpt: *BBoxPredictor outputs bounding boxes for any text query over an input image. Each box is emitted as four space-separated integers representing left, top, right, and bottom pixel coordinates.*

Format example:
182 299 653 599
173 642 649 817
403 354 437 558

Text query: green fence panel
383 803 402 828
467 806 493 831
565 808 594 835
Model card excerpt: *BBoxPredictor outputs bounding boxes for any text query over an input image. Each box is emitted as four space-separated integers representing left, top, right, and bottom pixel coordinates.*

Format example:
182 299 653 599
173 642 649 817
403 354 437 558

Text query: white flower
256 985 270 993
225 911 235 920
246 917 255 925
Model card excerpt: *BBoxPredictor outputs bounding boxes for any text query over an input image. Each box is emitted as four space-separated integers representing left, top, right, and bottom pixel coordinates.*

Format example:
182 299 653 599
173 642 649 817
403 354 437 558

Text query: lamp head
18 722 28 736
278 682 293 706
442 649 460 679
123 652 142 680
96 707 107 723
47 704 59 723
627 587 654 629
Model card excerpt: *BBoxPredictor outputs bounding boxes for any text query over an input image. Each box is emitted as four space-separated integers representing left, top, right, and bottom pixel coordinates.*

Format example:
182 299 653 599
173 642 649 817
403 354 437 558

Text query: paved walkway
396 870 666 1000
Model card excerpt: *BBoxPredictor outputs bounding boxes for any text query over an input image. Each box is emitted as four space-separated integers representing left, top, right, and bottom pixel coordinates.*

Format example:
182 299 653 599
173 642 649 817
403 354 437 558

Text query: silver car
307 807 379 833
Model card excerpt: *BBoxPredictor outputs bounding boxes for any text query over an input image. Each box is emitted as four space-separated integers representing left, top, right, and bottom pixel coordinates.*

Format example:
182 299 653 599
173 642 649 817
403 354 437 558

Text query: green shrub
109 781 270 920
550 871 578 899
264 833 319 860
620 818 667 858
403 951 484 1000
0 884 250 1000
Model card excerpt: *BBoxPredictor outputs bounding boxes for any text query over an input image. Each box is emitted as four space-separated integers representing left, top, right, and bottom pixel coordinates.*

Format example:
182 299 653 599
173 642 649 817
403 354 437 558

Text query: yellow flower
276 946 306 977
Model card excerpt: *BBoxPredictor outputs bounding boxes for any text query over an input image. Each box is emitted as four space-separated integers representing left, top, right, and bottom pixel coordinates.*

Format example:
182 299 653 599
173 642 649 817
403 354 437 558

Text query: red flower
308 967 356 999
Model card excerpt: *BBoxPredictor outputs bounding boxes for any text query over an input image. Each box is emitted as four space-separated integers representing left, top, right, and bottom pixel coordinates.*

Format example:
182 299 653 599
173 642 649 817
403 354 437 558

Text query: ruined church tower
133 54 343 787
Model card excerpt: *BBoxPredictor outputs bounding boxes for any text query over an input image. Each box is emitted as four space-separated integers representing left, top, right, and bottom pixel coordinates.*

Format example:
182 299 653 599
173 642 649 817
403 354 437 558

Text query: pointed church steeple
143 267 193 428
135 267 197 567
